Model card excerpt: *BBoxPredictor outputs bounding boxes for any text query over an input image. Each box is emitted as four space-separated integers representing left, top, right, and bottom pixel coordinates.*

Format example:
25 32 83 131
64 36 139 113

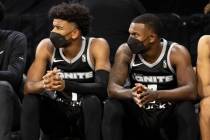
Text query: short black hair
0 2 5 22
132 13 163 37
49 3 91 36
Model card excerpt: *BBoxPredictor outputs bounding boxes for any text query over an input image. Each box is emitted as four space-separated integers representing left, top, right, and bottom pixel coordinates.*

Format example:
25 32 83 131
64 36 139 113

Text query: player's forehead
128 23 148 34
53 19 76 29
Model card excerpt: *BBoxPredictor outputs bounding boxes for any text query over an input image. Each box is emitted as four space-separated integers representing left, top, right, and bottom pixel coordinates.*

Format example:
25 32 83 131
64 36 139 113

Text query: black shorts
120 100 176 140
40 95 83 138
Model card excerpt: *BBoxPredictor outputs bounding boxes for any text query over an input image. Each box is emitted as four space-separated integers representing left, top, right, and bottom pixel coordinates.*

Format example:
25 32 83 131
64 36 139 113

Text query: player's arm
24 39 53 95
63 38 111 99
140 44 197 105
92 38 111 71
154 44 197 102
197 35 210 98
108 43 134 100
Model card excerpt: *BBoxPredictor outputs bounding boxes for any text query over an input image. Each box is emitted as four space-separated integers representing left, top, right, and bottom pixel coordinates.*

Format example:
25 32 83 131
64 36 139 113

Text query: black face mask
127 37 146 54
50 32 70 48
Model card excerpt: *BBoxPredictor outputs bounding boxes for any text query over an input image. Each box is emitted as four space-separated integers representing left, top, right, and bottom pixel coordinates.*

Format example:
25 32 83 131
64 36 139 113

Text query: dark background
0 0 209 71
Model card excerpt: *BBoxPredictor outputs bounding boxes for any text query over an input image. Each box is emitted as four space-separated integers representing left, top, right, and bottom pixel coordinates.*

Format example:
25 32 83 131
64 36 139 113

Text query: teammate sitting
21 3 110 140
102 13 198 140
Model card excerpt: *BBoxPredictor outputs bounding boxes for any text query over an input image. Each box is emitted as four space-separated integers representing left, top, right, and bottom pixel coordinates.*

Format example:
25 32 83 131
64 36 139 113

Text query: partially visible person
102 13 198 140
197 35 210 140
83 0 146 64
204 2 210 15
203 2 210 35
21 3 110 140
0 2 27 140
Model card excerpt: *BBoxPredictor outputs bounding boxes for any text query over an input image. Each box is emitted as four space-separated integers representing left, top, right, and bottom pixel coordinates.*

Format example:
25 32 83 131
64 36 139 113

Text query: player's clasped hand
139 89 158 106
132 83 158 108
42 67 65 92
131 83 147 108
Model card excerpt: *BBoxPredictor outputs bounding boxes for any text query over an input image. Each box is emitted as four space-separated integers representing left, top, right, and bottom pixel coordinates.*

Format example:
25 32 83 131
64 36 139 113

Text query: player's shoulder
197 35 210 55
198 35 210 49
118 42 130 50
37 38 53 50
114 42 132 62
198 35 210 43
90 37 109 46
169 42 189 56
89 37 110 52
116 42 131 55
36 38 54 56
168 41 191 66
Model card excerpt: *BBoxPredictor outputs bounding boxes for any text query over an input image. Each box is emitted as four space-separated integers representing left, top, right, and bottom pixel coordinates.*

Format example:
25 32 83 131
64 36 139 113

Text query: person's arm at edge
0 32 27 89
197 35 210 98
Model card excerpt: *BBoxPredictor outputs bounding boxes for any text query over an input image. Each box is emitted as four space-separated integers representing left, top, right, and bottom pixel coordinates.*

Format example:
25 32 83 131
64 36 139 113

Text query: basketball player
21 3 110 140
102 13 198 140
197 35 210 140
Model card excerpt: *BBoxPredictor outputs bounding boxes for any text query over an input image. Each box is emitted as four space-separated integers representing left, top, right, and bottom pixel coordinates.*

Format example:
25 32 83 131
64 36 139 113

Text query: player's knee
83 95 100 107
84 95 100 104
22 95 40 117
103 99 124 121
83 95 101 114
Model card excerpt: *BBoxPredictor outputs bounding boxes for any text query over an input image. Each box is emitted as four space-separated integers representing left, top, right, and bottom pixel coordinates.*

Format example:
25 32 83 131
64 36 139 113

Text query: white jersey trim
138 38 167 68
87 37 94 70
50 47 56 67
167 42 176 74
59 36 86 64
130 54 136 69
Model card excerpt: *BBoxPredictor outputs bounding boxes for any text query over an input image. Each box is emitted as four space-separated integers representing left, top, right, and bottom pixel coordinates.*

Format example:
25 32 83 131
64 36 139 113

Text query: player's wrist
41 80 46 90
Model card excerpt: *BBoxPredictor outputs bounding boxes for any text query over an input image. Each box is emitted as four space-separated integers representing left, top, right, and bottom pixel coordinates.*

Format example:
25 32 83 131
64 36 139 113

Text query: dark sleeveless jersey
129 39 178 110
51 37 95 83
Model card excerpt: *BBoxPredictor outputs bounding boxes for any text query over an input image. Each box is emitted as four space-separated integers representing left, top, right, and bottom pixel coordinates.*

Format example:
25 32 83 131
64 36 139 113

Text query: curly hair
49 3 91 36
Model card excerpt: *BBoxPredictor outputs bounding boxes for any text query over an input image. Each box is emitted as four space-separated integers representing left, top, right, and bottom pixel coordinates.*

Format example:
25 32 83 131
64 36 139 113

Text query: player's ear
71 29 81 39
149 33 156 43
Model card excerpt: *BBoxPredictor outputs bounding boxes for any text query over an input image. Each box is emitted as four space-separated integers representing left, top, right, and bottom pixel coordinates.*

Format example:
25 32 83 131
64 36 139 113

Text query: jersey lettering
133 74 174 83
59 71 93 80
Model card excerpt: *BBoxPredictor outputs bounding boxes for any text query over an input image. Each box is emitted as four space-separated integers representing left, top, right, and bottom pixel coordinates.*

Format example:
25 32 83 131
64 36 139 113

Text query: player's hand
42 67 64 91
131 83 147 108
135 83 147 94
131 86 141 106
139 89 159 106
49 67 65 92
42 69 55 91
